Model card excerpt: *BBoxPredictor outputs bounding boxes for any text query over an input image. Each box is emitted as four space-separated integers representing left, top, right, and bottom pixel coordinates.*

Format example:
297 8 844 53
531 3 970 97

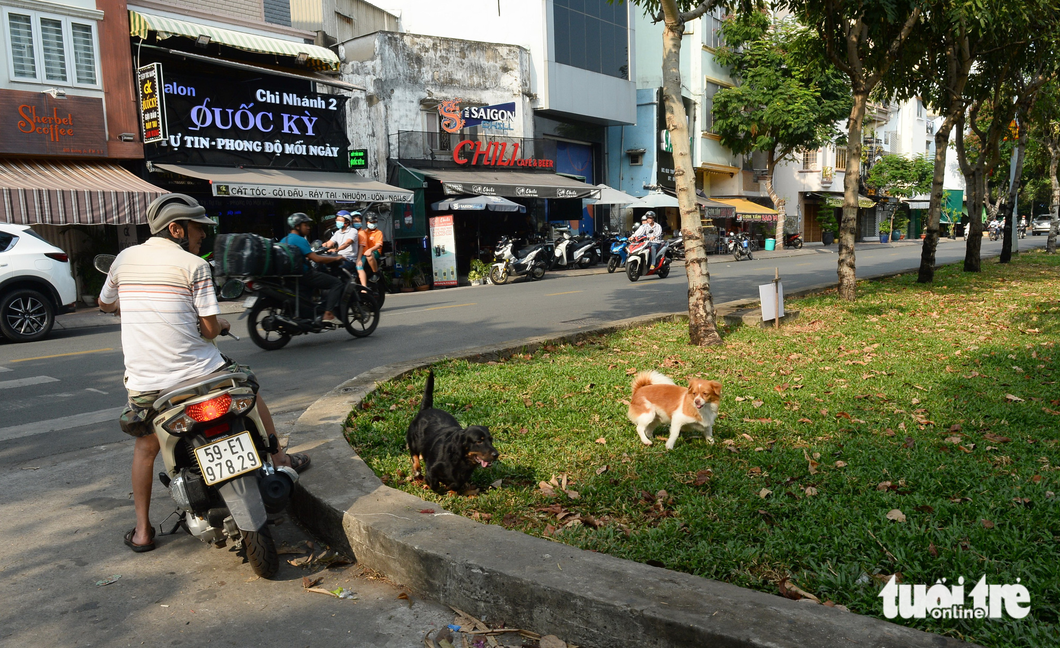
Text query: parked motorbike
721 232 737 255
668 232 686 260
606 233 629 273
784 232 804 249
624 236 672 282
552 227 601 269
733 233 754 261
490 236 548 284
237 261 379 350
93 254 294 579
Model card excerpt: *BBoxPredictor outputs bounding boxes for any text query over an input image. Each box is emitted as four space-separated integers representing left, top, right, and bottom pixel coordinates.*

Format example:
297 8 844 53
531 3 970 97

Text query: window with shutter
71 23 95 85
8 13 36 79
40 17 67 82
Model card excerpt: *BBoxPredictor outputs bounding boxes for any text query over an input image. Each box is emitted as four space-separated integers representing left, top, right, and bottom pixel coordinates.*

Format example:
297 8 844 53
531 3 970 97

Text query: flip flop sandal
123 527 156 553
288 452 311 473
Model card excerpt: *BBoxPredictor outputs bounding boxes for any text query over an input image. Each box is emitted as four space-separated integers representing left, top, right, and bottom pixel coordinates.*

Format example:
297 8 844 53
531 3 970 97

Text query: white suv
0 224 78 343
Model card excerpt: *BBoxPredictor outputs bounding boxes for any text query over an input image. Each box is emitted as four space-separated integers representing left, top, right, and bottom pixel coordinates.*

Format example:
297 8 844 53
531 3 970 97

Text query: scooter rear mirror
93 254 115 274
219 279 246 300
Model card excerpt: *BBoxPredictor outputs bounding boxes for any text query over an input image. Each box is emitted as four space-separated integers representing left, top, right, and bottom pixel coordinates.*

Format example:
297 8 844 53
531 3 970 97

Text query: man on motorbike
357 213 384 287
98 194 310 553
280 213 344 323
321 210 360 274
632 211 663 270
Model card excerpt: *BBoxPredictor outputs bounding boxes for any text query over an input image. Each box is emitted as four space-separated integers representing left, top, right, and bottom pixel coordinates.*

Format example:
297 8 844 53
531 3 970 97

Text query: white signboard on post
760 280 785 322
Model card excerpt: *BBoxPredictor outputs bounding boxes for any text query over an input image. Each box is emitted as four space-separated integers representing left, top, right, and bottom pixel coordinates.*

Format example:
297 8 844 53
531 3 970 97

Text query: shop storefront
715 198 779 248
130 11 411 240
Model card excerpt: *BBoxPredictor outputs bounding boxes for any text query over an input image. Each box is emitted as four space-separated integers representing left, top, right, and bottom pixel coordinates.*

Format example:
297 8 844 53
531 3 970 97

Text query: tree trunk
661 0 721 346
1048 137 1059 254
1000 126 1029 263
765 151 786 249
838 91 868 301
917 118 955 283
963 167 985 272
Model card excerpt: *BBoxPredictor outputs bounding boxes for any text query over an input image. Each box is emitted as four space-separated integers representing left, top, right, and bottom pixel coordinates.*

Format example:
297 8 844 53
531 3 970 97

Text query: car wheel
0 289 55 343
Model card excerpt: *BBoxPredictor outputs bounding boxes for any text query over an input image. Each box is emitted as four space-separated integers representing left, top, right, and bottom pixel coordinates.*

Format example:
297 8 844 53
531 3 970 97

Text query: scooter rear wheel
247 301 292 350
792 238 803 249
242 526 279 579
657 261 670 279
529 263 546 281
607 256 619 273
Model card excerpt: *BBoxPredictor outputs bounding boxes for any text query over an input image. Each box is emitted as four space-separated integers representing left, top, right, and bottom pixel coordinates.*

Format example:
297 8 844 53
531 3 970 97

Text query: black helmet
644 210 656 220
147 193 213 235
287 213 312 229
366 213 378 223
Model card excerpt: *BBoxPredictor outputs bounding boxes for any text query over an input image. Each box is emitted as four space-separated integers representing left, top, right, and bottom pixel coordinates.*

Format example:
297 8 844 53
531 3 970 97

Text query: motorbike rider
98 194 310 553
321 210 360 274
357 213 384 287
632 211 664 269
280 213 344 323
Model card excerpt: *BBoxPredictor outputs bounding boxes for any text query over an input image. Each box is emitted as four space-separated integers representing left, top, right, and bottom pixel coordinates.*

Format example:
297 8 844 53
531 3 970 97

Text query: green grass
344 251 1060 648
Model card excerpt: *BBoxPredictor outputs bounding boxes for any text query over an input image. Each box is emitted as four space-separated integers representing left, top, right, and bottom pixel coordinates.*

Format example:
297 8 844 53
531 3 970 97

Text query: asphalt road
0 236 1042 647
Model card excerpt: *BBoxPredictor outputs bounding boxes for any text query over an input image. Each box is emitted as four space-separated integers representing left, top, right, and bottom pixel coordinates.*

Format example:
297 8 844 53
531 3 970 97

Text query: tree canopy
865 154 932 198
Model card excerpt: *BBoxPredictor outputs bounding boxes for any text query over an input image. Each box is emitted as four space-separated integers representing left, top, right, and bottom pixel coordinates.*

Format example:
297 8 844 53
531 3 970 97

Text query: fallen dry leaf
804 486 818 496
539 636 567 648
595 465 609 475
982 519 995 529
944 436 962 444
302 576 324 589
798 417 813 424
886 509 907 523
903 436 915 449
984 433 1011 444
928 543 938 557
693 469 714 486
803 448 820 475
595 437 607 444
759 488 773 499
1005 394 1025 402
834 461 847 468
752 400 764 409
877 481 893 491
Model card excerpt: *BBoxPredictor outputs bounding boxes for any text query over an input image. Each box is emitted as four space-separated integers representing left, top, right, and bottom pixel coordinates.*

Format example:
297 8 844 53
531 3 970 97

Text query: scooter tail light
185 394 233 422
162 413 197 434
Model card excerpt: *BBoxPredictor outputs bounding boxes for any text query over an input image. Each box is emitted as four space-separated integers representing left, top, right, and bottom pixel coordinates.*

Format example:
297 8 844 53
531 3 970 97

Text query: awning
627 191 678 209
905 201 931 210
0 160 167 225
714 198 779 222
414 169 600 200
432 195 525 213
155 164 413 203
698 162 741 177
655 187 736 219
129 10 340 72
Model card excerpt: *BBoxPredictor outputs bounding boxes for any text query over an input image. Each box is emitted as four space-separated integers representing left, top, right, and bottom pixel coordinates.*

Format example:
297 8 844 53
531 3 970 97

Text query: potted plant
410 263 430 291
878 220 891 244
467 259 490 286
818 209 839 245
892 213 909 242
394 251 415 292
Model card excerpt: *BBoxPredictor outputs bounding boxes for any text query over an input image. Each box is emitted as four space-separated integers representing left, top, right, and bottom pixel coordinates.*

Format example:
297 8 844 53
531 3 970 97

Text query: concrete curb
288 312 975 648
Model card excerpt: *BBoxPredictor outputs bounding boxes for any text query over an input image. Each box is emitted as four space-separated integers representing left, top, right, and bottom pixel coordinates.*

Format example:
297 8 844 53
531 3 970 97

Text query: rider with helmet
632 211 663 270
280 213 343 322
321 210 360 273
357 212 384 287
99 194 309 553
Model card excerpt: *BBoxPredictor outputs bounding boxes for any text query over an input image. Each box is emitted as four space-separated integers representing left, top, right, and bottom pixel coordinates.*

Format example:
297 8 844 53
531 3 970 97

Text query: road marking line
546 291 583 296
86 388 108 395
0 407 121 443
423 303 475 311
10 348 113 363
0 366 11 373
0 376 59 390
796 263 812 266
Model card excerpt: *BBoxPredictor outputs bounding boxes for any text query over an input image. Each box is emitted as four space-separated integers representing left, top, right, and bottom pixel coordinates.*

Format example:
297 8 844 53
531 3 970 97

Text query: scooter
237 261 379 350
784 232 804 249
733 233 754 261
624 236 672 282
552 227 600 269
668 232 686 260
606 233 629 273
490 236 548 284
93 255 295 579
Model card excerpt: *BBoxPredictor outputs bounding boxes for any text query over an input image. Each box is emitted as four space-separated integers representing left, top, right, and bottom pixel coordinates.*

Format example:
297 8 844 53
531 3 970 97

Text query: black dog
406 369 499 494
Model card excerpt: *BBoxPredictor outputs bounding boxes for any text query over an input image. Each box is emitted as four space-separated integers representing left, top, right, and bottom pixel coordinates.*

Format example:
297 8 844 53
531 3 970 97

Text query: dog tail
631 370 674 394
420 368 434 411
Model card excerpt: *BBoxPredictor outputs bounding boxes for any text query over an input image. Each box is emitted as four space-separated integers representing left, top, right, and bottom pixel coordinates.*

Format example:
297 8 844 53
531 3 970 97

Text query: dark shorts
119 355 259 438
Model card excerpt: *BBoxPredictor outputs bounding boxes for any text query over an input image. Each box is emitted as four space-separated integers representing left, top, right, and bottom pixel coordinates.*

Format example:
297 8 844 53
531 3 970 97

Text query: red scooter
784 232 804 249
624 236 672 282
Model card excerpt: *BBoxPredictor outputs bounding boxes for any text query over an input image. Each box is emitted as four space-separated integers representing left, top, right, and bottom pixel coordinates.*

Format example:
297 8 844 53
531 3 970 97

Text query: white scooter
551 227 600 269
490 236 548 284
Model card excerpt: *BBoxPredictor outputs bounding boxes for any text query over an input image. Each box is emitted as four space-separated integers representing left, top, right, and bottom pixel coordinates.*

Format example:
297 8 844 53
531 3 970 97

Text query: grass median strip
345 251 1060 648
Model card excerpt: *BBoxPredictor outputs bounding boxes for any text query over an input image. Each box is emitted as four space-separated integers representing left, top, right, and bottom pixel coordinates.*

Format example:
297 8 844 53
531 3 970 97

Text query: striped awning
0 160 168 226
129 10 340 72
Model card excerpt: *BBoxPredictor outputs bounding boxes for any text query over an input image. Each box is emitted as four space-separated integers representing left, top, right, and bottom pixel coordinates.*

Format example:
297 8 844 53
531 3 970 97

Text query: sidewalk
287 313 977 648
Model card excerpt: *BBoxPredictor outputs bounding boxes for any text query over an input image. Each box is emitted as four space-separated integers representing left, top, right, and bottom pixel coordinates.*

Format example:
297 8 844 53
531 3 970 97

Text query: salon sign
145 70 349 171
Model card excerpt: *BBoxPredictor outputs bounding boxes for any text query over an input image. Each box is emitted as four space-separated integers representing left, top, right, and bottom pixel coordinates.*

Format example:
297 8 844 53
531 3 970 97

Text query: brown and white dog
627 371 722 450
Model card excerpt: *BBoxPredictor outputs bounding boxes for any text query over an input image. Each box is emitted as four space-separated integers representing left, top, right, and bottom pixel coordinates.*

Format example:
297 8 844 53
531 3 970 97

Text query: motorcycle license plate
194 432 261 486
242 295 258 309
